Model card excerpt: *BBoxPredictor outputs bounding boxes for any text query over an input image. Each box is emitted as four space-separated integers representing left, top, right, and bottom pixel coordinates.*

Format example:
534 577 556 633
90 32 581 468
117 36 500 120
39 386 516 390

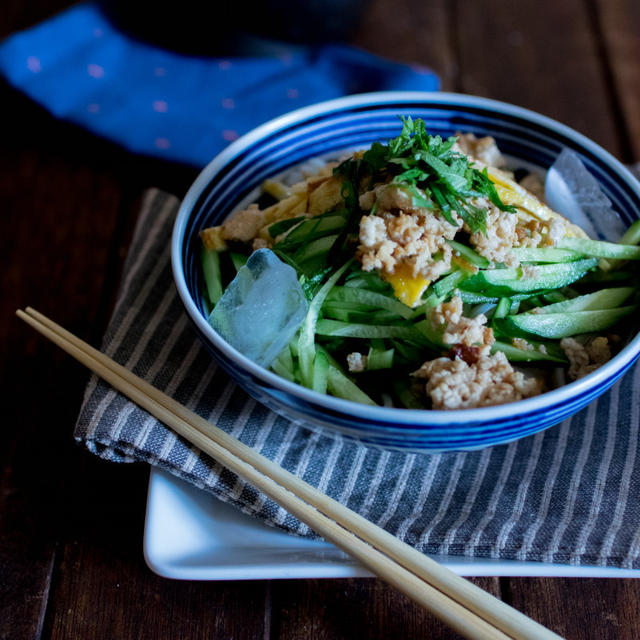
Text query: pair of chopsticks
17 307 563 640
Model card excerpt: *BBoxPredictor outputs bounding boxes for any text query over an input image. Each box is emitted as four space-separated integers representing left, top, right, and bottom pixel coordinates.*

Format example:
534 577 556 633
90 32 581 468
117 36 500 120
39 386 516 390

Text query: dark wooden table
3 1 640 638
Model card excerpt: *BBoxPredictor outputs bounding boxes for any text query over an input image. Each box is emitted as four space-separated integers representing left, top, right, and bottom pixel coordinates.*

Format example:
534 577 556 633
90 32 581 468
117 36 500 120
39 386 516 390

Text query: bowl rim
172 90 640 426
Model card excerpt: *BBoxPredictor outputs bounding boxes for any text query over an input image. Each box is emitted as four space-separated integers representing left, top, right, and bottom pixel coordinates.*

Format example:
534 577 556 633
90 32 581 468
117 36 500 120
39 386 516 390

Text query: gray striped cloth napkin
75 188 640 568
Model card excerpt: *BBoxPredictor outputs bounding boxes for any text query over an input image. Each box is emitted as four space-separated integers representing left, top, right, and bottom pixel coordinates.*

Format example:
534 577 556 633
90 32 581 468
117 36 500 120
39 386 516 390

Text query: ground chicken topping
453 133 506 168
252 237 270 250
413 351 542 410
547 217 568 244
560 337 611 380
515 217 566 249
359 183 428 213
468 204 520 267
347 352 368 373
512 337 534 351
412 297 542 410
358 209 459 278
430 296 464 326
511 337 548 354
429 297 495 355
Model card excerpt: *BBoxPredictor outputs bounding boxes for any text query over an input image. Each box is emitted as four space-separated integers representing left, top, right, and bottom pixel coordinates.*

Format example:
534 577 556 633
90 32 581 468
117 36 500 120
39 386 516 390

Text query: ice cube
208 248 308 367
545 148 627 241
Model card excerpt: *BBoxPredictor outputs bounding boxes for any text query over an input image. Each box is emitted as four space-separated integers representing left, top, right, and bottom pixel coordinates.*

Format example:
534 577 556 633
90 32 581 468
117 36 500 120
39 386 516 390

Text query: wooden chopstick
17 307 564 640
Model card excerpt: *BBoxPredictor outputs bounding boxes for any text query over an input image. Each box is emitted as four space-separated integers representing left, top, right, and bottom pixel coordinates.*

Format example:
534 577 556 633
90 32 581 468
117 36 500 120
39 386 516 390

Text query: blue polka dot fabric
0 3 439 167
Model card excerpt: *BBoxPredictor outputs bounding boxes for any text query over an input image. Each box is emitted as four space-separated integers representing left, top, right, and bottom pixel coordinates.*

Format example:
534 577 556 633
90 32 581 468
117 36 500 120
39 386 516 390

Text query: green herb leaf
351 117 516 234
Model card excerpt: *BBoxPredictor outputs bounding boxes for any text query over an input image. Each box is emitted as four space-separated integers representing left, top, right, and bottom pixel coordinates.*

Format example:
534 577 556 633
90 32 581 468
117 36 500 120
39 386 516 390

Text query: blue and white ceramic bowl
172 92 640 452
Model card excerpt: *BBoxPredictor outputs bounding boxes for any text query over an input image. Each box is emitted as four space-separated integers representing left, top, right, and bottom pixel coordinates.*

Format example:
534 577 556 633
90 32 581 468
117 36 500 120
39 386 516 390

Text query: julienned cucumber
298 260 351 388
311 351 329 394
446 239 490 268
510 247 584 263
491 341 568 363
229 251 248 271
433 270 466 297
459 258 597 295
495 305 636 339
293 234 338 262
325 286 413 319
526 287 635 314
267 216 305 238
556 237 640 260
367 345 395 370
315 319 428 342
457 290 545 304
327 365 377 405
275 215 346 247
619 219 640 246
202 247 223 305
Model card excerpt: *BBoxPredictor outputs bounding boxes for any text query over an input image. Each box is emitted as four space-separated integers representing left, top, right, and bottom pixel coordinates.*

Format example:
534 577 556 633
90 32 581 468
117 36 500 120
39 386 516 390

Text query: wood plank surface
353 0 456 90
43 456 267 640
507 578 640 640
452 0 623 158
0 79 196 640
2 1 639 639
593 0 640 160
271 577 500 640
0 87 123 639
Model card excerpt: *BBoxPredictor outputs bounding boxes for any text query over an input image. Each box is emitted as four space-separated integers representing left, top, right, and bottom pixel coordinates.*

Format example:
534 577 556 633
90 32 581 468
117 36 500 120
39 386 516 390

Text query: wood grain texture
352 0 457 90
593 0 640 160
0 83 123 639
41 458 267 640
506 577 640 640
0 65 194 640
453 0 623 158
270 577 501 640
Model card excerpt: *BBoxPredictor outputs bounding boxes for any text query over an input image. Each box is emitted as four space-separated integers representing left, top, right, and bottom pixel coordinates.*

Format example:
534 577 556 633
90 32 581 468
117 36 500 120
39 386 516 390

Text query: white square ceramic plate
143 467 640 579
